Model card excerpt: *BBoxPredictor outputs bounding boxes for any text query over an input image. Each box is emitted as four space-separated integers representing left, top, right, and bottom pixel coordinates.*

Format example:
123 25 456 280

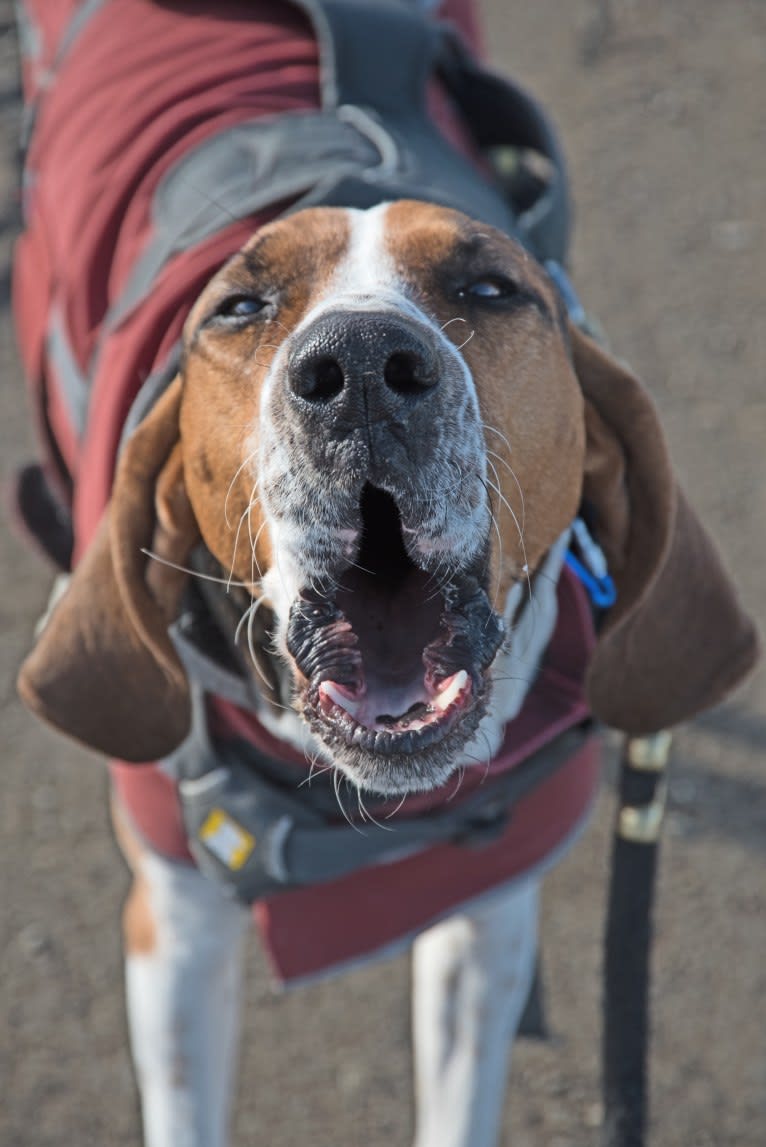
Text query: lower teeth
376 701 430 726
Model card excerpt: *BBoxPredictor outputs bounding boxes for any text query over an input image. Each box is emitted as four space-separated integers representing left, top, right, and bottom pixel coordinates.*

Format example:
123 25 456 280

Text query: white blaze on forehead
291 202 418 328
328 202 398 297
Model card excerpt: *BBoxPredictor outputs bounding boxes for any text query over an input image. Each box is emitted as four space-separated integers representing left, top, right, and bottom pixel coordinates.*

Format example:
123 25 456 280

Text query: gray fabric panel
170 619 260 716
169 687 589 894
94 0 568 368
283 727 590 884
17 0 110 154
292 0 523 234
103 111 385 334
290 0 338 109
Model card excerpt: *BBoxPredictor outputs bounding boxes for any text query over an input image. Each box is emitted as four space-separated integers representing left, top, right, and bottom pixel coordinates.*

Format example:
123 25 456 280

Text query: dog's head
19 202 758 793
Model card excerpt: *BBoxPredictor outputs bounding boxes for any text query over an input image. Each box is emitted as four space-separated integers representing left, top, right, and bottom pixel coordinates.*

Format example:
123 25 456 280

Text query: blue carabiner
565 552 617 609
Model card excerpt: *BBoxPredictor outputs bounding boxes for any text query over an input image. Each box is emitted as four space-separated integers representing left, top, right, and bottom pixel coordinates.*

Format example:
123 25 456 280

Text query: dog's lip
286 572 503 758
314 669 472 751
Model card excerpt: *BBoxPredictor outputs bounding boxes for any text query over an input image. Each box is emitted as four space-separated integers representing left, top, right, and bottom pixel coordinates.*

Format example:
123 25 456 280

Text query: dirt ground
1 2 764 1145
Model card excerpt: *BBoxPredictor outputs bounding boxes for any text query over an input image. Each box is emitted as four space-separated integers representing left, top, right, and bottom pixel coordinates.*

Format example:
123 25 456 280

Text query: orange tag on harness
199 808 256 871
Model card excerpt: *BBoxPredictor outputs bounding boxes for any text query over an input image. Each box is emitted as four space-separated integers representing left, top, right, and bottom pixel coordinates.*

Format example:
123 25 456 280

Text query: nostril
294 356 345 402
383 351 437 397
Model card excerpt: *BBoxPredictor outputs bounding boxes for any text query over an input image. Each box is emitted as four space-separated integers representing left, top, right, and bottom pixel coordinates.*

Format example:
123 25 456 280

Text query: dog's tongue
315 564 457 731
318 669 471 734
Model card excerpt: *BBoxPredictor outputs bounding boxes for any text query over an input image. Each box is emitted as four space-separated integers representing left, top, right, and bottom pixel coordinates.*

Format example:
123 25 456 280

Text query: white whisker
247 506 267 584
356 788 394 831
233 593 267 646
484 468 531 602
299 753 334 788
384 793 408 819
439 316 469 333
446 763 466 801
140 548 253 588
230 594 276 691
482 421 514 457
334 770 365 835
476 473 504 612
479 729 494 782
487 448 527 536
224 449 258 529
229 482 259 588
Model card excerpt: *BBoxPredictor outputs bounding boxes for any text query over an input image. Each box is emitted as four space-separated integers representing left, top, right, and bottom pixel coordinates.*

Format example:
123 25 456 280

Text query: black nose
287 310 439 405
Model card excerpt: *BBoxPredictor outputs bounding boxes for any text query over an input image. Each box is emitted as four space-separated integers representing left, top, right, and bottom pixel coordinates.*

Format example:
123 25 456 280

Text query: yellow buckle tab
199 808 256 871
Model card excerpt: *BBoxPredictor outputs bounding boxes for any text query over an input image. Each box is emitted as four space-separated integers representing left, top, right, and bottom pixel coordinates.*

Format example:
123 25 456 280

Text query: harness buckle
566 517 617 610
178 759 318 904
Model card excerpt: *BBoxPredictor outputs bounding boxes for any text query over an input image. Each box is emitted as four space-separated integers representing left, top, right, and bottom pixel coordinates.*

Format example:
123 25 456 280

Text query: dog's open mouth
285 485 503 791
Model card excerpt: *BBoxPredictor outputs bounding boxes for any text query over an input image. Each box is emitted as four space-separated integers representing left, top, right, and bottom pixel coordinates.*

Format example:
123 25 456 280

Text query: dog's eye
458 276 518 301
214 295 267 320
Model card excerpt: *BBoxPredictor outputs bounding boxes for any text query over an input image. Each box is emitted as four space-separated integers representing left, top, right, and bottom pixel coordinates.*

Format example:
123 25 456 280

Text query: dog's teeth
319 681 360 717
433 670 468 711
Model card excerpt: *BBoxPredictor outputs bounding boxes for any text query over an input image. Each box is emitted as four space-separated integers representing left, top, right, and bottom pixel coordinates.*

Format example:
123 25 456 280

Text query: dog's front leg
122 848 249 1147
411 878 540 1147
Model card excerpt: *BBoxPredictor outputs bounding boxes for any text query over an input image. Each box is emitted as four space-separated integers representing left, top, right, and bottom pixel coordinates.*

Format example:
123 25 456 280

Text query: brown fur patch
122 879 157 957
112 798 157 957
181 209 352 583
385 201 585 599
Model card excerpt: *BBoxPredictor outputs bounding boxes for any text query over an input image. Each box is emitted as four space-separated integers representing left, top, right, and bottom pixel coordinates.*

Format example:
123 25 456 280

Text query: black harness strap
436 27 571 262
602 731 671 1147
297 0 570 258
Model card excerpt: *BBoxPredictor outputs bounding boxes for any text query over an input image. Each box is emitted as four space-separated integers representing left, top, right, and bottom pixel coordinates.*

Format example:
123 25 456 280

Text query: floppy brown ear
571 326 760 734
18 378 199 760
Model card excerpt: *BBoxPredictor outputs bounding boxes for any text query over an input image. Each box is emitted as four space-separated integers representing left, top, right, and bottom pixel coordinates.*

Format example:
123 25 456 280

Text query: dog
12 2 759 1146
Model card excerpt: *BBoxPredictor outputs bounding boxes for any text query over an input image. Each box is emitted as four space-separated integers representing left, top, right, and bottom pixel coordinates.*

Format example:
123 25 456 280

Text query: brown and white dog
14 5 759 1147
20 197 759 1146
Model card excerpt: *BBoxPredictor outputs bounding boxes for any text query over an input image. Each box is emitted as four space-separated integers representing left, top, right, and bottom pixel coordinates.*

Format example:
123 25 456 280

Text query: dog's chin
284 485 504 796
302 686 490 796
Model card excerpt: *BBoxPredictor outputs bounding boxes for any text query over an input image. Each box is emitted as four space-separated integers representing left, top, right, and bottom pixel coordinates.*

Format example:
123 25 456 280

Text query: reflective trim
17 0 111 153
53 0 110 65
101 111 385 336
119 343 181 452
46 308 90 436
15 2 42 61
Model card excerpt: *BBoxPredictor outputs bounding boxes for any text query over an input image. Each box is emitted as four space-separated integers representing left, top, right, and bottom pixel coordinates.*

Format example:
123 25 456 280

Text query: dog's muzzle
262 306 502 794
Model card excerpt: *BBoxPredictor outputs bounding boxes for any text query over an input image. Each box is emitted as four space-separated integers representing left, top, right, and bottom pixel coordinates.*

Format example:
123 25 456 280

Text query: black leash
601 731 672 1147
